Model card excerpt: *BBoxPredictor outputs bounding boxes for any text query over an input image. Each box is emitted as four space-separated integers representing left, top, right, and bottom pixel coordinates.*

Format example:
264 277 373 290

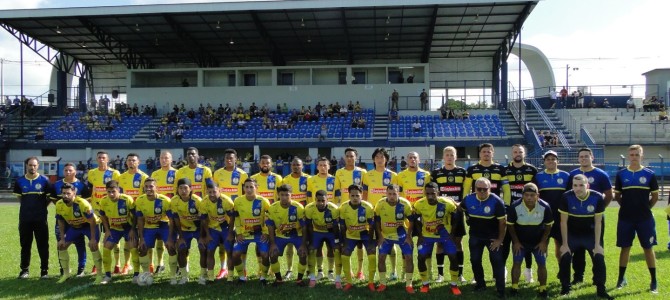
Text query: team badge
639 177 647 184
557 178 563 184
396 213 404 219
74 211 81 217
383 178 390 185
327 183 334 190
588 177 594 184
516 174 523 181
300 183 307 191
483 172 490 179
196 174 203 181
155 207 162 214
217 207 224 214
436 210 445 218
35 183 42 190
232 177 239 184
134 180 141 188
119 208 127 215
358 216 366 222
448 176 454 182
253 208 261 216
354 178 361 184
168 176 174 183
325 216 333 222
104 177 111 183
289 215 297 221
417 178 424 186
189 207 197 214
587 205 594 212
484 206 491 213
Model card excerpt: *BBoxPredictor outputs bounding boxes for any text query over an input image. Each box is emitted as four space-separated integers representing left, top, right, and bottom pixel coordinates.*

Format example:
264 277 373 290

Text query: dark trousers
572 217 605 281
559 235 606 289
469 236 505 292
19 220 50 271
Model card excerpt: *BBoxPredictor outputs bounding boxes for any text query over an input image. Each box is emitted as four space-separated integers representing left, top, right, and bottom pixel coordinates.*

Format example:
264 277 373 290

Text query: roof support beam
163 14 219 68
251 11 285 66
421 5 438 63
504 2 532 60
78 17 153 69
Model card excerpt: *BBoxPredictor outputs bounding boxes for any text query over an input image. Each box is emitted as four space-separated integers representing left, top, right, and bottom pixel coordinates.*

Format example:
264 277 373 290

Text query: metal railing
529 98 571 149
581 122 670 144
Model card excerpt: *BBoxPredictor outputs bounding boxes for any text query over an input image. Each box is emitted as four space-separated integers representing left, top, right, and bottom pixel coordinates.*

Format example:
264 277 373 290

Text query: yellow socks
367 254 376 284
342 255 352 283
102 247 113 274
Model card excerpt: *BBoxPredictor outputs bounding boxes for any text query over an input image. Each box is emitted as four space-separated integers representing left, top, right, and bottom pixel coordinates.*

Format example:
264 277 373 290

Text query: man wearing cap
535 150 570 262
507 183 552 299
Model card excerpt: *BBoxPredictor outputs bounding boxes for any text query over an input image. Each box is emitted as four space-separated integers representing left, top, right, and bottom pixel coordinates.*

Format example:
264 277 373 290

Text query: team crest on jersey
358 215 366 222
119 208 127 215
300 183 307 191
354 177 361 184
253 208 261 216
195 174 203 181
383 178 390 185
232 177 239 185
417 178 424 186
448 176 454 182
134 180 141 188
327 183 334 190
35 183 42 190
325 216 333 222
155 207 162 214
587 205 594 212
516 174 522 181
396 212 404 219
483 172 490 179
217 207 224 214
268 181 275 189
167 176 175 184
483 206 491 213
588 177 594 184
557 178 564 184
639 177 647 184
74 210 81 218
104 177 111 183
189 207 197 214
436 210 445 218
289 215 297 221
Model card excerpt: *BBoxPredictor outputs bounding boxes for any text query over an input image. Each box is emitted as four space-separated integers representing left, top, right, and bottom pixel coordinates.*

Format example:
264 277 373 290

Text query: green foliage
0 204 668 299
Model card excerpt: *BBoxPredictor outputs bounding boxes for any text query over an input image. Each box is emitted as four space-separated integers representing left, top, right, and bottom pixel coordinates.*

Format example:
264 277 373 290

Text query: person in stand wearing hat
507 183 553 299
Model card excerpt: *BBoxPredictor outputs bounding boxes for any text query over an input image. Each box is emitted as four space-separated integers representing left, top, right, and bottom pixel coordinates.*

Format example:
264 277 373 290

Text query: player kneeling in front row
374 184 415 294
56 183 104 284
267 184 309 286
414 182 461 295
169 178 206 284
136 178 178 285
507 183 552 298
339 184 376 291
232 179 271 284
99 180 140 284
200 182 235 283
305 190 342 288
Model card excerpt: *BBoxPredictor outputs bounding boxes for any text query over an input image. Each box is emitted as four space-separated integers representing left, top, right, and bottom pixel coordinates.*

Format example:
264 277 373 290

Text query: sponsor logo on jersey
349 224 366 231
259 191 274 198
370 188 387 194
384 221 403 228
244 218 260 224
439 186 461 192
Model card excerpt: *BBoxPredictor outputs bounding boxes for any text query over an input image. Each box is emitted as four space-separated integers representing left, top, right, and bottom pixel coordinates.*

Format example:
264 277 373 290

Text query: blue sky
0 0 668 98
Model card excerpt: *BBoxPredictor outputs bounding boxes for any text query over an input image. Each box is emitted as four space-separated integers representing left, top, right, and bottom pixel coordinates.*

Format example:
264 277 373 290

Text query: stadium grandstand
0 0 667 197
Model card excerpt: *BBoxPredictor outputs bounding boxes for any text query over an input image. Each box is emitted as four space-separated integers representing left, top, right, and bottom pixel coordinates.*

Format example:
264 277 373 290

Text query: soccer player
280 158 311 279
504 144 538 283
212 148 248 279
251 155 283 204
305 190 342 288
507 183 552 299
374 184 414 293
430 146 467 283
535 150 570 262
231 178 271 284
266 184 308 286
150 150 177 274
176 147 213 198
136 178 177 285
15 156 52 279
460 177 507 298
614 145 659 293
397 151 431 204
169 178 206 284
566 148 613 285
306 157 339 280
558 174 612 299
338 184 376 292
363 147 399 280
117 153 148 274
414 182 461 295
337 148 367 279
55 183 104 284
99 180 139 284
200 181 235 283
87 150 121 274
50 163 91 277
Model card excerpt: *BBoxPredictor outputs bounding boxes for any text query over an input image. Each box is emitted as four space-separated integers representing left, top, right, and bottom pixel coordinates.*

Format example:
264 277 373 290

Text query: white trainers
198 275 207 285
316 271 324 280
504 267 508 283
523 268 534 283
327 271 334 281
178 275 189 285
284 271 293 280
435 275 444 283
100 275 112 285
170 271 180 285
458 275 468 284
389 273 398 281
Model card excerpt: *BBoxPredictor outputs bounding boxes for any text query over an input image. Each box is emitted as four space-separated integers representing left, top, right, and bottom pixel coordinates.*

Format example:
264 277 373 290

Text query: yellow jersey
397 168 431 203
338 200 374 240
200 194 235 230
306 174 338 205
281 173 311 205
151 168 178 198
266 201 305 238
170 194 203 232
175 164 213 198
233 195 271 239
412 196 457 238
335 167 367 202
99 194 135 231
374 197 412 241
134 194 172 229
304 202 339 233
118 170 148 199
87 167 121 212
56 196 99 228
363 169 398 206
250 172 283 203
212 167 248 200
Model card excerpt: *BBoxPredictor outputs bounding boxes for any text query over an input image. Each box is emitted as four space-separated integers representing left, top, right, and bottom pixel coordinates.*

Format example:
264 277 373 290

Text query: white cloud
0 0 49 10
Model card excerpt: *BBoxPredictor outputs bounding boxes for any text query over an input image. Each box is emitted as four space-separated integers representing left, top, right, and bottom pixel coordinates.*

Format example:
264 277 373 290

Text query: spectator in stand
559 86 568 108
588 98 597 108
407 74 415 83
250 102 258 117
448 109 456 120
626 98 635 112
388 109 399 121
315 102 323 117
357 117 366 129
347 101 355 112
391 89 399 111
350 118 358 129
35 128 45 141
552 132 559 147
339 104 348 117
462 110 470 119
440 104 448 120
319 123 328 141
236 118 246 130
282 103 289 114
90 98 97 112
354 101 362 113
537 130 545 147
659 108 668 122
550 89 558 109
602 98 611 108
412 119 422 132
543 131 553 147
174 127 184 142
298 106 306 121
577 90 584 108
420 89 428 111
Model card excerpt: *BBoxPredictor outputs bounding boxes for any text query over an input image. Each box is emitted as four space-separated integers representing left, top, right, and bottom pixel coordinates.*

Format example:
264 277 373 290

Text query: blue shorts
143 223 170 248
275 236 303 256
179 231 200 250
311 232 337 250
233 234 269 254
418 237 456 256
616 218 657 249
65 225 100 243
106 227 134 244
378 238 413 255
207 228 232 252
512 246 546 266
343 238 375 254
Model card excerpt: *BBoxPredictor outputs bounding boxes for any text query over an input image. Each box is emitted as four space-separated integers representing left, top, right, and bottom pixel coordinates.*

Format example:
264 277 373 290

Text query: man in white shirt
412 121 422 132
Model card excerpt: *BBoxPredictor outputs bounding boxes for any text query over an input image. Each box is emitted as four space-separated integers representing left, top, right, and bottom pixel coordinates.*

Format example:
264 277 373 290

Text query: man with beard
251 155 283 204
168 178 206 285
150 151 177 275
118 153 148 274
176 147 213 199
306 157 339 280
280 157 311 279
200 181 235 283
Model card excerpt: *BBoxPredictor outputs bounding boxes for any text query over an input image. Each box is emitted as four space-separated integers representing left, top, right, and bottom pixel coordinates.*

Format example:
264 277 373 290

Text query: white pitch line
50 282 93 300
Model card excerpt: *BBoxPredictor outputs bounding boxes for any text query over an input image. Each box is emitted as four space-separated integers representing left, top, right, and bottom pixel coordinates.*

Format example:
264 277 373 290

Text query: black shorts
451 209 466 238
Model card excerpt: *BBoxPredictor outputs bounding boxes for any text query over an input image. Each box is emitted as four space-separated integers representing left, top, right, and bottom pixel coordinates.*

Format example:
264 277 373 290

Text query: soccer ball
137 272 154 286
